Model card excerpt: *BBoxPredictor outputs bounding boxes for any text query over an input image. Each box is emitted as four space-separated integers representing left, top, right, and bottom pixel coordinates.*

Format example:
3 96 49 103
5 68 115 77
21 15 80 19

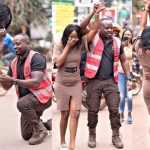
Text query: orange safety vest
11 50 52 103
84 34 121 83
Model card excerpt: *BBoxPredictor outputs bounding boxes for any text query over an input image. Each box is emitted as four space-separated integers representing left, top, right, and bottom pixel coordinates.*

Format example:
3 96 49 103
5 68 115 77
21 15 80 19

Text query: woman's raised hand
93 1 105 15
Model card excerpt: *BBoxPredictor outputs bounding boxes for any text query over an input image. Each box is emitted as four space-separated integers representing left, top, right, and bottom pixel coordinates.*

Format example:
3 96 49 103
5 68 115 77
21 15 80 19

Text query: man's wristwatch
12 78 17 85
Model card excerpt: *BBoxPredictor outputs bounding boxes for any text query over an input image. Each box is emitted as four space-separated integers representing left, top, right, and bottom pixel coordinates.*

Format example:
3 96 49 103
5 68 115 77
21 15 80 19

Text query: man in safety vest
0 33 52 145
81 16 132 149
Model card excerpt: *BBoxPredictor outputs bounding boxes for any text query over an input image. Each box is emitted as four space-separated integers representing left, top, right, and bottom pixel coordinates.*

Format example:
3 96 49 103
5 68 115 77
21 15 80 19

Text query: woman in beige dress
134 0 150 132
52 3 105 150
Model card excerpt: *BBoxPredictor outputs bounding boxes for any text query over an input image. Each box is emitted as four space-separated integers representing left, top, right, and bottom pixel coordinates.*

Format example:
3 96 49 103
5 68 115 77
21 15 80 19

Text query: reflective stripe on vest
32 84 52 98
86 63 98 71
87 53 102 60
11 50 52 103
84 35 121 83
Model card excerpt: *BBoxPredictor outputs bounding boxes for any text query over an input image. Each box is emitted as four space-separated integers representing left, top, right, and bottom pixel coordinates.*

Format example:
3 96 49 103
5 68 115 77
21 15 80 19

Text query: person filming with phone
122 36 129 47
118 28 133 124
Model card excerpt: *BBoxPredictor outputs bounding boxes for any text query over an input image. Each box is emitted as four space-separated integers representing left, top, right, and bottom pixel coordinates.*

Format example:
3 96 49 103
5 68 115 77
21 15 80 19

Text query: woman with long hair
118 28 133 124
52 3 105 150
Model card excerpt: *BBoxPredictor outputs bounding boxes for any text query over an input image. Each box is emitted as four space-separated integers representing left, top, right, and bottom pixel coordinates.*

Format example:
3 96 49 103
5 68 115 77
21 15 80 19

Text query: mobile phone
122 36 128 42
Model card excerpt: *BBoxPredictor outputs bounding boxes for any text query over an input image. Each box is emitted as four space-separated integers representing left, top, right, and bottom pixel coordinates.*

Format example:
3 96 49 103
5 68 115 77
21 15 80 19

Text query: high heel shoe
60 143 67 150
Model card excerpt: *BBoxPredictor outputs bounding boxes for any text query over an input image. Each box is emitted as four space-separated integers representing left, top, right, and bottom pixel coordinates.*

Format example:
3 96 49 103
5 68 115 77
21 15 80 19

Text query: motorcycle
132 55 142 96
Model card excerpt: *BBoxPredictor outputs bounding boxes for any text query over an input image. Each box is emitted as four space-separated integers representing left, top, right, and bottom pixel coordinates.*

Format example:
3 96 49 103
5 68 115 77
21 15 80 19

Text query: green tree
1 0 51 37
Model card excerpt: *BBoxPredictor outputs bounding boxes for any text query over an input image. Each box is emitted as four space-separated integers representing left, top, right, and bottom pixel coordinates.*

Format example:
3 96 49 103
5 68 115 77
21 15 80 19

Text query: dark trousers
17 93 52 140
87 78 121 130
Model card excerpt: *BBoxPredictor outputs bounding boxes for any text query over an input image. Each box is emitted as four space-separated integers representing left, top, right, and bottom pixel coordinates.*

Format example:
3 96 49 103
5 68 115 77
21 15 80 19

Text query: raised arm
86 2 105 43
80 10 94 31
138 1 150 36
80 2 104 35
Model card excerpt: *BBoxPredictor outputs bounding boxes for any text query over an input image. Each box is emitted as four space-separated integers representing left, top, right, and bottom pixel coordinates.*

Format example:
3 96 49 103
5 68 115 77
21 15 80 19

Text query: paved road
0 86 150 150
52 89 150 150
132 90 150 150
0 87 52 150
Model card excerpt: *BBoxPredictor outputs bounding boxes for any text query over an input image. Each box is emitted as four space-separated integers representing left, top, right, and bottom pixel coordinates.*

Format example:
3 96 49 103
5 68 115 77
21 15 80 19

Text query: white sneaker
60 143 67 150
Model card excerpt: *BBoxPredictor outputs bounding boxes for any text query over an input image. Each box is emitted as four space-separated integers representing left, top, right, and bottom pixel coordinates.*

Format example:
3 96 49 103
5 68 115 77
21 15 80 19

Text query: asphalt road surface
52 89 150 150
0 87 52 150
0 86 150 150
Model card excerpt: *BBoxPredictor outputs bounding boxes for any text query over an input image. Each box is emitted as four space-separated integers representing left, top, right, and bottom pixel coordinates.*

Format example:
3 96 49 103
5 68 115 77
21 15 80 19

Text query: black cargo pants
87 78 121 130
17 93 52 140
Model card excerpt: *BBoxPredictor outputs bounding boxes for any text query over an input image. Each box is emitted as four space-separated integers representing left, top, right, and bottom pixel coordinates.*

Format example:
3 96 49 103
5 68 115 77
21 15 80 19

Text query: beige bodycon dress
135 39 150 114
52 40 87 111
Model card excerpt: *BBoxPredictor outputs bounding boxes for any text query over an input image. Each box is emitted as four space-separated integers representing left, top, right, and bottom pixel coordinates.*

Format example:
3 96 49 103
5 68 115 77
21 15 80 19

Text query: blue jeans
118 72 132 113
